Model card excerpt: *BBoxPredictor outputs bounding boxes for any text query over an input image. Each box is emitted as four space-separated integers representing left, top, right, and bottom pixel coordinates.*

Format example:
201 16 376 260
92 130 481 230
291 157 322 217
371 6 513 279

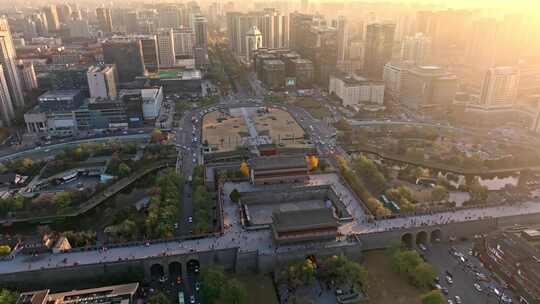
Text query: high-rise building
157 28 176 68
87 65 117 99
125 11 139 34
363 23 395 80
102 40 145 82
193 15 208 48
336 15 347 63
466 18 498 71
245 26 262 63
0 19 25 109
226 12 242 54
289 12 313 51
383 61 414 100
158 5 181 28
43 5 60 31
193 15 208 66
56 4 72 24
173 28 195 58
401 33 431 66
68 19 90 38
0 65 15 127
139 36 159 73
479 66 520 108
16 61 38 92
30 13 48 36
96 8 113 33
256 9 288 49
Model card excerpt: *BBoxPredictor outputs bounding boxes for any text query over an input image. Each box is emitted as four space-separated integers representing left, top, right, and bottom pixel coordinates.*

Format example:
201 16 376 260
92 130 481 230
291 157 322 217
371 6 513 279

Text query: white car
419 244 427 251
188 216 193 223
474 283 483 292
446 276 453 284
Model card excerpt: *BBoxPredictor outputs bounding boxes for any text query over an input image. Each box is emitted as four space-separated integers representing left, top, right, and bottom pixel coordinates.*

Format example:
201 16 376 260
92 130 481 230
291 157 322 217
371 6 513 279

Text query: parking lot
422 241 517 304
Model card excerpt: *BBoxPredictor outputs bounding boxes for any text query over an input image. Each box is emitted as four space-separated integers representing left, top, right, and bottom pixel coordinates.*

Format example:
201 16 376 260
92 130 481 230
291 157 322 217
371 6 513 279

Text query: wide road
0 133 150 162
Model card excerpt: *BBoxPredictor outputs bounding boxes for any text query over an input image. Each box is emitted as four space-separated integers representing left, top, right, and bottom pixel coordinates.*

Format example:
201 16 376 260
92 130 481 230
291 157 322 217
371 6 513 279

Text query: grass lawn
234 273 279 304
290 97 331 120
362 250 423 304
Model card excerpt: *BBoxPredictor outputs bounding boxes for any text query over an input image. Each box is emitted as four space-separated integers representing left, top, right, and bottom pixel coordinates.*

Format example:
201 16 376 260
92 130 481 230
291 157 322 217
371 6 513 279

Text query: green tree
53 192 72 209
412 262 437 288
200 266 227 303
431 185 449 202
151 129 164 143
117 163 132 178
147 292 170 304
421 290 445 304
0 289 18 304
320 255 368 288
229 189 241 203
469 178 488 204
221 279 248 304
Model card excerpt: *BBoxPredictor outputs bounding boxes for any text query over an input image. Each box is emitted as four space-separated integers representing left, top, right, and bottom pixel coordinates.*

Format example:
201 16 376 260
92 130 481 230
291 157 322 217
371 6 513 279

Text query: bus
178 292 185 304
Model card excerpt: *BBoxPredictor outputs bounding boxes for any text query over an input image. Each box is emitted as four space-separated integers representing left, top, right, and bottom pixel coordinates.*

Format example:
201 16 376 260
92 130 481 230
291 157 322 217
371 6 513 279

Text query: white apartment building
329 73 385 107
87 65 117 99
157 28 176 68
141 86 163 120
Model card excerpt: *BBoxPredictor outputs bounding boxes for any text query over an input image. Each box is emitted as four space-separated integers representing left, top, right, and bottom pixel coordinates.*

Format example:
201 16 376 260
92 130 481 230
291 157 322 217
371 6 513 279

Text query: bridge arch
187 259 200 274
401 233 413 248
430 229 442 243
169 261 182 278
416 231 428 246
150 263 165 279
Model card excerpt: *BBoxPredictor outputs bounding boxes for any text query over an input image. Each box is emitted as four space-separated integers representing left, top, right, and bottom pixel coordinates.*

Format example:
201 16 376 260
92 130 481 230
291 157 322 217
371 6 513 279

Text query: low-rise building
271 207 338 245
17 283 139 304
329 72 385 107
400 65 458 109
250 155 308 185
262 60 286 90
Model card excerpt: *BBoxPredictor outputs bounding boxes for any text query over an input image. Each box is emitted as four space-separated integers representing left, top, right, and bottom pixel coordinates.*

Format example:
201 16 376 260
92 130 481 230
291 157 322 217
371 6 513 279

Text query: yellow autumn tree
306 155 319 170
240 161 250 177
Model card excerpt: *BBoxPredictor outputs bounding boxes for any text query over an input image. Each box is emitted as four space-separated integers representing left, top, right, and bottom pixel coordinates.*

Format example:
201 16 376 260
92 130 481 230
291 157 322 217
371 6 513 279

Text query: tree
307 155 319 170
147 292 170 304
229 189 241 203
0 245 10 256
240 161 249 177
0 289 18 304
469 178 488 204
117 163 132 178
200 266 227 304
431 185 449 202
151 129 164 143
0 163 7 173
53 192 72 209
412 262 437 288
221 279 248 304
320 255 368 288
421 290 445 304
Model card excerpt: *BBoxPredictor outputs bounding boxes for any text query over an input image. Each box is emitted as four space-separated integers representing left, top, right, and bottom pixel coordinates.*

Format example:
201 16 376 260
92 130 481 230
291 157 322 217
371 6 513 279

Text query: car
195 282 200 291
193 158 197 163
189 295 195 303
501 294 513 303
176 276 182 284
474 283 483 292
447 300 454 304
188 216 193 223
446 276 453 284
174 223 178 229
445 270 453 278
442 287 449 295
419 243 427 251
454 296 462 304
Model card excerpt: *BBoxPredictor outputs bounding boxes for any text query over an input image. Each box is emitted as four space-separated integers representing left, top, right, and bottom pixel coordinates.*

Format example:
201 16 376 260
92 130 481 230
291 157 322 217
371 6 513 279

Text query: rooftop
154 68 202 80
38 90 81 101
251 155 307 171
272 207 338 232
17 283 139 304
263 59 285 67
